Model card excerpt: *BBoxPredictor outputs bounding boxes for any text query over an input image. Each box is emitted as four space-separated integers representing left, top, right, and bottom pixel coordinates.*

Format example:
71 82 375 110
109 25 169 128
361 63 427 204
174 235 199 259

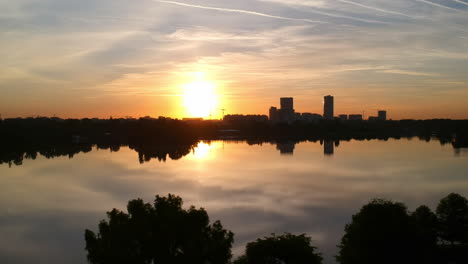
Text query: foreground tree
436 193 468 263
337 194 468 264
410 205 439 263
84 194 234 264
436 193 468 245
233 233 322 264
336 199 414 264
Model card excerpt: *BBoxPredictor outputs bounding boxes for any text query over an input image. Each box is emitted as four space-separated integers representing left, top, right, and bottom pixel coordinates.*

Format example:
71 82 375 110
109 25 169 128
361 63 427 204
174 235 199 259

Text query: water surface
1 139 467 264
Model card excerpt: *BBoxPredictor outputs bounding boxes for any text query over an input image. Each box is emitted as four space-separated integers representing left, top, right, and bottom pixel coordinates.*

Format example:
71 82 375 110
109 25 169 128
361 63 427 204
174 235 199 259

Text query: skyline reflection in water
1 136 464 167
0 139 468 264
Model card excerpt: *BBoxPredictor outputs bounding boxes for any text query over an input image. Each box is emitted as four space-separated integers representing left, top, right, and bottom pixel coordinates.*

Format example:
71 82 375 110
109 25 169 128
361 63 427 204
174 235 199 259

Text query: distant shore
1 117 467 167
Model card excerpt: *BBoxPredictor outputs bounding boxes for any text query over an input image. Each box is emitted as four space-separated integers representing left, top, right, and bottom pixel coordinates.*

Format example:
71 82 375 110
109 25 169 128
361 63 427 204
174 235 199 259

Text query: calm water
1 139 468 264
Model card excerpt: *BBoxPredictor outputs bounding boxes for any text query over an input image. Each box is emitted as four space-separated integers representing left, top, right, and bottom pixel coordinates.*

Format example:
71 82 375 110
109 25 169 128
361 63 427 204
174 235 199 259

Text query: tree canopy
436 193 468 245
336 199 415 264
233 233 322 264
337 194 468 264
84 194 234 264
84 193 468 264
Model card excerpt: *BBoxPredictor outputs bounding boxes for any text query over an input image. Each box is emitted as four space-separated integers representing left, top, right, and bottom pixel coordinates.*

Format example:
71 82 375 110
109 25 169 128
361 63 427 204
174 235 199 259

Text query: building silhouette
267 95 386 124
280 97 294 110
269 97 296 123
369 110 387 121
300 113 322 122
269 107 279 122
324 95 334 119
224 114 268 122
349 114 363 121
378 110 387 121
279 97 295 123
339 114 348 121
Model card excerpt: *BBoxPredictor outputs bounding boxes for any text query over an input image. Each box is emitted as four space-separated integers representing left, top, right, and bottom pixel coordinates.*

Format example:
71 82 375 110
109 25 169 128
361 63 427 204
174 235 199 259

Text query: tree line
2 117 467 167
1 117 467 146
85 193 468 264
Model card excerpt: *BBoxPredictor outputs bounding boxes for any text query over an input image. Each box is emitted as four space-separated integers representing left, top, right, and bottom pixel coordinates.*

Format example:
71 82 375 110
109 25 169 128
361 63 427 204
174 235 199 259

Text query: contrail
155 0 390 24
337 0 415 18
154 0 325 24
299 8 390 24
451 0 468 6
415 0 467 12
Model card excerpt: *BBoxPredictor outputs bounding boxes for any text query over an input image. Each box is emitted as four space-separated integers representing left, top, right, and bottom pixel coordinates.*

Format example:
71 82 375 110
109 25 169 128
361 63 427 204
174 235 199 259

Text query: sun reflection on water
191 141 222 160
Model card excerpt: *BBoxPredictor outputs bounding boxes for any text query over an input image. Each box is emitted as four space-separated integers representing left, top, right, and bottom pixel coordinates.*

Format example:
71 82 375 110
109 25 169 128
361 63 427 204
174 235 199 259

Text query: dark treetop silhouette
233 233 323 264
436 193 468 246
336 199 418 264
85 193 468 264
336 193 468 264
84 194 234 264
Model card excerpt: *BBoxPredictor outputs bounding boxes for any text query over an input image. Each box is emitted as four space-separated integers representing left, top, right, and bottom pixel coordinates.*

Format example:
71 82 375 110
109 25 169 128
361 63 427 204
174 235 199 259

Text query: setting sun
183 79 219 119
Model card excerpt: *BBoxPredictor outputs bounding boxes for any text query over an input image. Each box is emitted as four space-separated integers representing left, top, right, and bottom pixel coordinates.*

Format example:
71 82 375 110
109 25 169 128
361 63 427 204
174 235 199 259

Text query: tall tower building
324 95 334 119
280 97 294 110
378 110 387 121
279 97 295 123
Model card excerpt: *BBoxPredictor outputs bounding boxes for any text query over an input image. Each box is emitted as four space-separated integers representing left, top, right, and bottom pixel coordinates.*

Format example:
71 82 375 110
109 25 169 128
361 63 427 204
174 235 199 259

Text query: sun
183 79 219 119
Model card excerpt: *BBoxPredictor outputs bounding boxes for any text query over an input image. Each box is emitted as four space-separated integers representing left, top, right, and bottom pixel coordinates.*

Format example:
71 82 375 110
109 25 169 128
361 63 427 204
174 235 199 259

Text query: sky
0 0 467 119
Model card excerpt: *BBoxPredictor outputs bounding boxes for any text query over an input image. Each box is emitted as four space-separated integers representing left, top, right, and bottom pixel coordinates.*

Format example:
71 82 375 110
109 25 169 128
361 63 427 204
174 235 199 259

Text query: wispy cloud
379 69 438 76
451 0 468 6
415 0 468 12
336 0 415 18
258 0 327 8
256 0 391 24
294 6 391 24
1 0 468 118
154 0 326 24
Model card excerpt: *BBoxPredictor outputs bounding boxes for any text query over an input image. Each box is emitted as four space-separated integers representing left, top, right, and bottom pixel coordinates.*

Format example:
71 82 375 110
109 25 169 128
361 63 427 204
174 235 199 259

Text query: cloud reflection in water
0 139 467 264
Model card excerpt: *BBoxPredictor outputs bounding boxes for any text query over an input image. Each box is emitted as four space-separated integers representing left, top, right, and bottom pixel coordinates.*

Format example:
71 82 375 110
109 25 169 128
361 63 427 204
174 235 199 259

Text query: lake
1 138 467 264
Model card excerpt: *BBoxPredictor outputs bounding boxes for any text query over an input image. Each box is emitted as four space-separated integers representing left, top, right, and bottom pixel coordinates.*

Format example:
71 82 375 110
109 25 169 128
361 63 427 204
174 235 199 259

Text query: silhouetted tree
233 233 322 264
436 193 468 263
85 194 234 264
436 193 468 245
410 205 439 263
336 199 414 264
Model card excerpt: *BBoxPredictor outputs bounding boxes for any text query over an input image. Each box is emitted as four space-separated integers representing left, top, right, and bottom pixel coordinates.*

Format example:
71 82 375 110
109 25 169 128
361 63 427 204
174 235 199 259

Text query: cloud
415 0 468 12
289 6 391 24
379 69 439 76
262 0 415 18
336 0 415 18
0 0 467 118
154 0 326 24
451 0 468 6
2 139 467 263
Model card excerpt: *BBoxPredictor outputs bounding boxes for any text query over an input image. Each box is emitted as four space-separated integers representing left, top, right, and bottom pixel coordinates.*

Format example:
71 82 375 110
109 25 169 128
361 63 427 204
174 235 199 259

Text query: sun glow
182 76 219 119
190 141 223 160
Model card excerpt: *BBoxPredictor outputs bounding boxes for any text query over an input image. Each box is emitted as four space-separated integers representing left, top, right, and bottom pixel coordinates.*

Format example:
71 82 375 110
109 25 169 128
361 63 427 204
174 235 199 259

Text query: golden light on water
192 142 212 160
182 72 219 119
191 141 223 160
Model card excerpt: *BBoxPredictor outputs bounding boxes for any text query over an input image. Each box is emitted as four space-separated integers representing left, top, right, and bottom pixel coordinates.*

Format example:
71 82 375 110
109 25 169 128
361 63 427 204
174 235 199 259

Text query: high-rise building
378 110 387 121
279 97 295 123
324 95 334 119
269 107 279 122
280 97 294 110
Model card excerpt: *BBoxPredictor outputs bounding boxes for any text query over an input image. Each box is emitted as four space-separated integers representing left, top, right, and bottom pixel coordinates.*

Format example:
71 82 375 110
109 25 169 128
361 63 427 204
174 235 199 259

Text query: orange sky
1 0 468 120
